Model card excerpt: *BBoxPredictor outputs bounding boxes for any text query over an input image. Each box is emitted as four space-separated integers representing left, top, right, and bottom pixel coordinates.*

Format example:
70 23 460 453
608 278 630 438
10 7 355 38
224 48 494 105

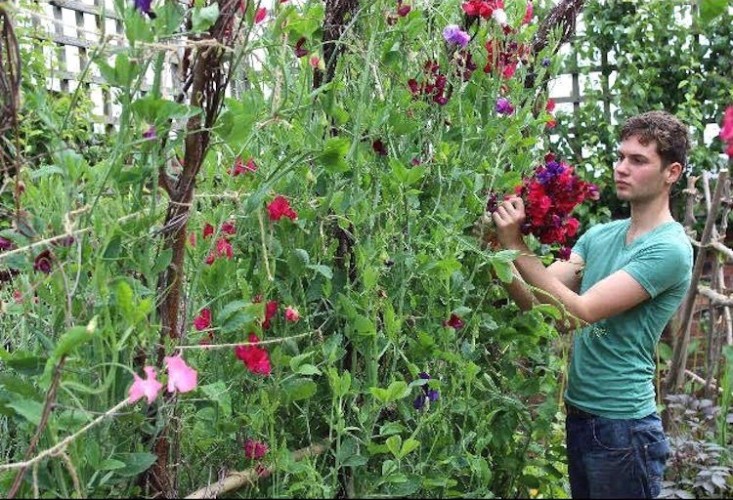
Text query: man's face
613 135 672 203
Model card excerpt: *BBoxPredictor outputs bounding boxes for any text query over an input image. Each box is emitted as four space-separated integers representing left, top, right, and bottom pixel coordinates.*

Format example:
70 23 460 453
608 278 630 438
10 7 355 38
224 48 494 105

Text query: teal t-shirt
565 218 693 419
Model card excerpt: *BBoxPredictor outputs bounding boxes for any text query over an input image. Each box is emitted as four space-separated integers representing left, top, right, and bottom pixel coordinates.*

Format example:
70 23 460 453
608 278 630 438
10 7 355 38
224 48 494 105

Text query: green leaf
103 234 123 260
192 4 220 33
7 399 44 425
308 264 333 280
318 137 350 173
282 378 317 402
200 381 232 418
114 452 158 477
490 258 514 284
399 438 420 459
150 248 173 275
385 435 402 458
221 310 257 334
99 459 127 471
699 0 727 23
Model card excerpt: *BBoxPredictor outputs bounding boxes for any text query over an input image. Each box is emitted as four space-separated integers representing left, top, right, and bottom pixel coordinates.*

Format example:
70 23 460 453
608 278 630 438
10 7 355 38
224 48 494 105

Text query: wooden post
666 169 729 394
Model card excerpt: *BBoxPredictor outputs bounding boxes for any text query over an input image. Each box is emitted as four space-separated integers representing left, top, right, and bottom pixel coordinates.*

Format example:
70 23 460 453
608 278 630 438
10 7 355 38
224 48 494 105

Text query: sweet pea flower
254 7 267 24
194 308 212 331
244 439 269 460
492 8 508 27
495 97 514 115
203 223 215 239
721 106 733 156
522 1 534 25
284 306 300 323
442 25 470 48
443 313 464 329
164 354 198 394
266 196 298 221
235 334 272 376
128 366 163 404
33 250 53 274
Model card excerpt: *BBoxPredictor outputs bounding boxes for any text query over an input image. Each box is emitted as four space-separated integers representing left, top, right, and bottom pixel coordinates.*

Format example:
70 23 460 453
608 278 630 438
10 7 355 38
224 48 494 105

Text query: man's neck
628 197 674 236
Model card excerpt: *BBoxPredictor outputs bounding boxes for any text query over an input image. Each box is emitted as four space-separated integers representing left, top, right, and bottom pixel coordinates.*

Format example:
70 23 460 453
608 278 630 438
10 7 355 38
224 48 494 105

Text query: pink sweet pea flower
721 106 733 156
443 313 465 329
522 1 534 25
128 366 163 404
164 353 198 394
254 7 267 23
284 306 300 323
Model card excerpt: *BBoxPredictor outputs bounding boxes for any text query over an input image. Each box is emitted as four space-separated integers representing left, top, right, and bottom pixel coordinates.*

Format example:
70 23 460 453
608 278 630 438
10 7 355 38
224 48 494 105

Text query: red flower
443 313 464 329
235 334 272 376
462 0 503 18
230 156 258 176
188 232 197 247
266 196 298 221
244 439 269 459
221 220 236 236
262 300 278 329
205 237 234 265
203 223 215 239
254 7 267 23
194 308 212 331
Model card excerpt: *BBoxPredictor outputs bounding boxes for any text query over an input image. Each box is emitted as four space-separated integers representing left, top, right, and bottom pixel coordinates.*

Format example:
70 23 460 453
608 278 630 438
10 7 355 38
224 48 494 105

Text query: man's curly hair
620 111 691 168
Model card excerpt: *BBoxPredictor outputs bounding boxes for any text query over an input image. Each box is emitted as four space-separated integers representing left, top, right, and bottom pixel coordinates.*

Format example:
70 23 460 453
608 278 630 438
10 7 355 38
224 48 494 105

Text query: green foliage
3 0 729 498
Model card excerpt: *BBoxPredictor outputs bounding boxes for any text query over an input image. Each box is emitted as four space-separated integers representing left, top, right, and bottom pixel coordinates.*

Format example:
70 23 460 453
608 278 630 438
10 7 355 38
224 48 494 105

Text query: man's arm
493 197 650 329
501 254 584 312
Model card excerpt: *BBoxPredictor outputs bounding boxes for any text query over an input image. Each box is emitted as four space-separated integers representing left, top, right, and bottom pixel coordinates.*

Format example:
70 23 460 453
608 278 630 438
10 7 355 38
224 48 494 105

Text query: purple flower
133 0 156 18
442 25 470 48
143 126 156 140
0 237 14 251
413 395 427 410
558 246 571 261
419 372 431 380
495 97 514 115
33 249 53 274
427 389 439 402
541 57 551 67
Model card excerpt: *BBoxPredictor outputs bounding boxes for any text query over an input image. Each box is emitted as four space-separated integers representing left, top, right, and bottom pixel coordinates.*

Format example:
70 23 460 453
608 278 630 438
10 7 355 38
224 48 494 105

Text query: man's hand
491 195 526 249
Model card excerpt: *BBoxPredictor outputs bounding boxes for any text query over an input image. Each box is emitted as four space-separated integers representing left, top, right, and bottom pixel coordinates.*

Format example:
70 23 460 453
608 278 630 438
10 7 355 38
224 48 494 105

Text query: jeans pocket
633 423 669 498
591 418 634 451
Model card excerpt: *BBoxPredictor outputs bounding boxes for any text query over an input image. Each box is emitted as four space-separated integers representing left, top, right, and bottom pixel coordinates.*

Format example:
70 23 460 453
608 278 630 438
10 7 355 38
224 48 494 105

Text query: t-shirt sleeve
571 224 597 261
623 242 692 298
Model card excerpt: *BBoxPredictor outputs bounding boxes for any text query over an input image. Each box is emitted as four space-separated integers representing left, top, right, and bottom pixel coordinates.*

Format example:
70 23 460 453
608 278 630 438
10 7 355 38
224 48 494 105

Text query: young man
489 110 693 499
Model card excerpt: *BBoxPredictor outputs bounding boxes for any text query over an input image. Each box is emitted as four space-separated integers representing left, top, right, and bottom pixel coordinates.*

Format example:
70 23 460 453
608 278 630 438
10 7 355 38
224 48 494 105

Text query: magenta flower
244 439 269 460
164 354 198 394
193 308 212 331
128 366 163 404
495 97 514 115
442 25 470 48
33 249 53 274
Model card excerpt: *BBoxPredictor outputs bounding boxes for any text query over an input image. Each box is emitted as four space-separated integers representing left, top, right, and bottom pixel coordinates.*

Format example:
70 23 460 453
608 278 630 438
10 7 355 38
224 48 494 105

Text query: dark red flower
221 220 236 236
33 249 53 274
443 313 464 329
294 37 308 57
203 223 215 239
372 139 388 156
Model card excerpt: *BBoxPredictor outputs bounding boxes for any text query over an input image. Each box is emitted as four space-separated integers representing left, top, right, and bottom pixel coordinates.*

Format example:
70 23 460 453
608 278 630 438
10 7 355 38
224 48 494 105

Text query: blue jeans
565 407 670 498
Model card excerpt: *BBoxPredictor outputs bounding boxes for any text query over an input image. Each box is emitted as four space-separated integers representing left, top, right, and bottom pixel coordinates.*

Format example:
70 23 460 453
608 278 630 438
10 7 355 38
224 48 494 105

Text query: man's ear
666 162 683 184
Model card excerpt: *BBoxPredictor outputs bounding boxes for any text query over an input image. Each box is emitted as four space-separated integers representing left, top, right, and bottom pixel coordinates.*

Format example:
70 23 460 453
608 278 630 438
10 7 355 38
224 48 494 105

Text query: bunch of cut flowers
483 153 599 260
